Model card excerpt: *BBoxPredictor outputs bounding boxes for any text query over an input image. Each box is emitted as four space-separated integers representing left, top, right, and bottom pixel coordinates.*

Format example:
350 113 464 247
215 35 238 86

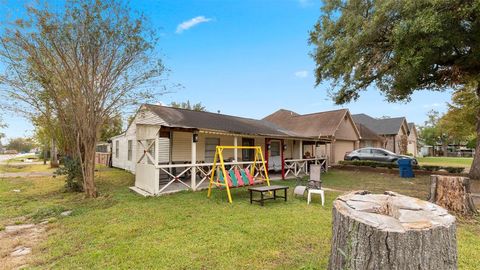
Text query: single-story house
352 114 411 155
263 109 361 164
111 104 330 196
407 123 419 156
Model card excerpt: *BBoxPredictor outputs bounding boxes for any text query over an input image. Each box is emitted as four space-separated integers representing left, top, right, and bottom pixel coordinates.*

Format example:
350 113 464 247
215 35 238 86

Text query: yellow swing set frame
207 146 271 203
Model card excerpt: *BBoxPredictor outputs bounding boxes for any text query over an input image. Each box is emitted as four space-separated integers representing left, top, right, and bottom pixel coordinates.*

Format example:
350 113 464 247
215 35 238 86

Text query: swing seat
234 168 245 186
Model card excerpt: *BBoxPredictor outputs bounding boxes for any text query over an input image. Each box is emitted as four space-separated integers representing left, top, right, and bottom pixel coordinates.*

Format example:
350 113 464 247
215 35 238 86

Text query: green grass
0 164 55 173
417 157 473 168
0 169 479 269
6 154 40 162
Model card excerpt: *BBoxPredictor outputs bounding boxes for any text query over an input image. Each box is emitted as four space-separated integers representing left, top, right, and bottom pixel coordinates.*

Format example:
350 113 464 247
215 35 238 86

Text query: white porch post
234 136 238 162
191 135 197 191
299 140 303 159
153 132 160 195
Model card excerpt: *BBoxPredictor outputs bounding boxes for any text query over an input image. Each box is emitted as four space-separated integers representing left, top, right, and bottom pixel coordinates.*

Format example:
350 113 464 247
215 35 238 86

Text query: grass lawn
6 154 41 162
0 164 54 173
417 157 473 168
1 169 479 269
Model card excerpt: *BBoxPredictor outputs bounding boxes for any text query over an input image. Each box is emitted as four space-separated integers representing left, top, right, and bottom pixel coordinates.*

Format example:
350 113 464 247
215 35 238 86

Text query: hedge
338 160 465 174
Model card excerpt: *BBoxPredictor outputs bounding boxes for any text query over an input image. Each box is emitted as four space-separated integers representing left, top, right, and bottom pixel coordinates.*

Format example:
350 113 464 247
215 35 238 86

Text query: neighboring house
263 109 361 164
352 114 411 155
407 123 418 156
355 123 385 148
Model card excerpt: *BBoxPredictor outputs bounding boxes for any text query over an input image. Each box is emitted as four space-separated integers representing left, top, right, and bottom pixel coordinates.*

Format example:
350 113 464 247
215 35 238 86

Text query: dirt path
0 222 48 270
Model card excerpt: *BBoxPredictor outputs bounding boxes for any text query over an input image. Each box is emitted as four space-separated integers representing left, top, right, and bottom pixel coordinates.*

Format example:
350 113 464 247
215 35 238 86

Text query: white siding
158 137 170 163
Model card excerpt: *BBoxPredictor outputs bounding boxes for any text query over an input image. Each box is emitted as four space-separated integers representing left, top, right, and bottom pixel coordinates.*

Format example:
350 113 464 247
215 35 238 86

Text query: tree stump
429 175 478 215
329 191 457 270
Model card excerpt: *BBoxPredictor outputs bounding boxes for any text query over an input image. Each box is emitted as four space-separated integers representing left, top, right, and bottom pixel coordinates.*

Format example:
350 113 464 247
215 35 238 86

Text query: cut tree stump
428 175 478 215
329 191 457 270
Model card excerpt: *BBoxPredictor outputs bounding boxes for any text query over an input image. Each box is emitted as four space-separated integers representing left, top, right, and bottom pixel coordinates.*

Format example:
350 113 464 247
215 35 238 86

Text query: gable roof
263 108 360 139
142 104 306 138
355 123 384 141
352 114 408 135
408 122 417 135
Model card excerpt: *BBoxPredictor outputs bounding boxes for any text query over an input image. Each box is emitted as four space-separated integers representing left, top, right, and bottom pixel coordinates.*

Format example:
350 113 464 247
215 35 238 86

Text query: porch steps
129 186 153 197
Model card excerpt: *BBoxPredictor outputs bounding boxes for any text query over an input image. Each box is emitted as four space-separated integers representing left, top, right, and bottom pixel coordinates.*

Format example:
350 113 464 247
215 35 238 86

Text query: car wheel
351 157 360 161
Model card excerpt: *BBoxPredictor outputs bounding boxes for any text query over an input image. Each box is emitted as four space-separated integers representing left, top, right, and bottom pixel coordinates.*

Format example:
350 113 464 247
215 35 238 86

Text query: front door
268 140 281 172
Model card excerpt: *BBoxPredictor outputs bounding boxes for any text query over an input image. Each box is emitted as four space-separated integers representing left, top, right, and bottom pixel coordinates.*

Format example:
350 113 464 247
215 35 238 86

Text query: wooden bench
248 185 289 206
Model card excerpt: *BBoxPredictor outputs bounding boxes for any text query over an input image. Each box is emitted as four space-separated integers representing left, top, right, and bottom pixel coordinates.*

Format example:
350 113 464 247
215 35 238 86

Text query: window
270 141 280 156
373 149 386 156
127 140 132 161
205 138 220 163
115 140 119 159
242 138 255 161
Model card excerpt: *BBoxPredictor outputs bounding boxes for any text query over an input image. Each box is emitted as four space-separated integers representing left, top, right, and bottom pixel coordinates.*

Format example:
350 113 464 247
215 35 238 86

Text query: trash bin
397 159 414 178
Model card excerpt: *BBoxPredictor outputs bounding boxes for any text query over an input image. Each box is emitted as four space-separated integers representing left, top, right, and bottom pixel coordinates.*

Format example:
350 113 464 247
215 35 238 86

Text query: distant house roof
263 108 359 139
143 104 307 138
352 114 408 135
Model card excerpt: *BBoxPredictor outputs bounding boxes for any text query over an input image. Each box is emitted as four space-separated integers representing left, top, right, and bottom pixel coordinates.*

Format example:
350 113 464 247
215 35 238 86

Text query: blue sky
0 0 452 141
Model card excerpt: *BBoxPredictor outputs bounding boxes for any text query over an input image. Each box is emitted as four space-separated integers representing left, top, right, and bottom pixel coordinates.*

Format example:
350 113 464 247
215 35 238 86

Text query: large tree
310 0 480 178
0 0 164 196
439 85 478 146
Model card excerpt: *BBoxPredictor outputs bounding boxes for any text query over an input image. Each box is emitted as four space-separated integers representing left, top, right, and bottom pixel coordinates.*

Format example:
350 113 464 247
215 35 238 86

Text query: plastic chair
293 164 324 206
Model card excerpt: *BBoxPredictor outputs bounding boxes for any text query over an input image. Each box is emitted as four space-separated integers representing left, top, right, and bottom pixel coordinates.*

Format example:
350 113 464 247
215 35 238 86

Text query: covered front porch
132 125 329 196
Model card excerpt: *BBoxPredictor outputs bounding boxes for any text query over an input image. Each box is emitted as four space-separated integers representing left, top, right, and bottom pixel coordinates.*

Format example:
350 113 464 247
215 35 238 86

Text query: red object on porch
281 139 285 180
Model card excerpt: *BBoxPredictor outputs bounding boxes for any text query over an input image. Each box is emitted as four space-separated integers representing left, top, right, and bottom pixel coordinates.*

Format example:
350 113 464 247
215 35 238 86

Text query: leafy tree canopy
170 100 207 112
7 137 37 153
310 0 480 104
439 84 479 142
99 114 123 142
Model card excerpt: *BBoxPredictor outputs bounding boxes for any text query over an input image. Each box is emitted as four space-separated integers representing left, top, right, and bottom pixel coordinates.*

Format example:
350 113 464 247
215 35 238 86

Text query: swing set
207 146 271 203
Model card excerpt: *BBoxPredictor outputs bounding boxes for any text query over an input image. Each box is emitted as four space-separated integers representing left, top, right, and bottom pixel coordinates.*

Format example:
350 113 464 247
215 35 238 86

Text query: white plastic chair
293 164 324 206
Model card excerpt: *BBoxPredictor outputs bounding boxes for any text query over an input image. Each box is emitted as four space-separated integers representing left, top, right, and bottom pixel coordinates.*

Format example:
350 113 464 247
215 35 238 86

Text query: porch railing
155 161 265 194
151 157 328 195
284 157 328 178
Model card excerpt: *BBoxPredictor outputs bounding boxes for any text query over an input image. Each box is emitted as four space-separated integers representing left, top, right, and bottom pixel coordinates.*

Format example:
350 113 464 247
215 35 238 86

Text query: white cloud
176 16 212 34
422 103 442 108
298 0 312 7
294 70 308 78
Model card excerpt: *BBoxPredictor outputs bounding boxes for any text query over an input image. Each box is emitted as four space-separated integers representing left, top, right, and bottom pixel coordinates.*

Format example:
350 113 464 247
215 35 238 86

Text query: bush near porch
0 169 479 269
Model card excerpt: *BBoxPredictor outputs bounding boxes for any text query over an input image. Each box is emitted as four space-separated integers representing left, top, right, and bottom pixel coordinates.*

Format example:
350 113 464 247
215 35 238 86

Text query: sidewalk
0 171 54 178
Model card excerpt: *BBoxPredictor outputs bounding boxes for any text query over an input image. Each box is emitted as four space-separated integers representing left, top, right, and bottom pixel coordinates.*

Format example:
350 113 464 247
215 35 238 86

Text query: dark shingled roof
263 109 352 138
143 104 306 138
352 114 407 135
355 123 384 141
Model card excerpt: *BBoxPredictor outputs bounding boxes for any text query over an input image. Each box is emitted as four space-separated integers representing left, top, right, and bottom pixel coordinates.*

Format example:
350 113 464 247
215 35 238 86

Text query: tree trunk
82 142 98 198
50 138 59 168
469 88 480 179
429 175 478 215
43 144 47 165
443 141 448 157
328 191 457 270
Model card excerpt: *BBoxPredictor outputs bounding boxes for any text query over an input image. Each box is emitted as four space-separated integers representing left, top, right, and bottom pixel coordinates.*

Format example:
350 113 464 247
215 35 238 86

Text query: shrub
55 157 83 192
420 165 441 171
340 161 466 174
339 160 398 169
443 167 465 174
